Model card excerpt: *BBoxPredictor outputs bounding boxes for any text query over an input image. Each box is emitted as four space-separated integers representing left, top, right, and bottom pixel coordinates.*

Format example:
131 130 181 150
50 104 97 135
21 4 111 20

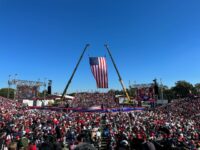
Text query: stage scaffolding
8 79 46 100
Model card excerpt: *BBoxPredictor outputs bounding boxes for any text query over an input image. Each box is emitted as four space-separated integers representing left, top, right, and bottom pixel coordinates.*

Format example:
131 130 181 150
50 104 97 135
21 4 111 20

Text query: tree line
108 80 200 101
1 80 200 100
0 88 48 99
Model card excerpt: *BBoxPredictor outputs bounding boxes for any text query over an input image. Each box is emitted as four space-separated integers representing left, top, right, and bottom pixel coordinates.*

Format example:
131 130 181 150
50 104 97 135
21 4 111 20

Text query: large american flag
89 57 108 88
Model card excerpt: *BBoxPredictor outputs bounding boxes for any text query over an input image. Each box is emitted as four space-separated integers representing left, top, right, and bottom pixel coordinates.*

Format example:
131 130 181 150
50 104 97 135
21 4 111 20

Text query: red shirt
28 144 37 150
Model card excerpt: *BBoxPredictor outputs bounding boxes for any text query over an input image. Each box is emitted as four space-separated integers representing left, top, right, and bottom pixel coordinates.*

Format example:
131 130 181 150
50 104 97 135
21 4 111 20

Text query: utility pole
104 44 131 102
160 78 164 100
43 78 47 100
14 74 18 101
7 75 11 99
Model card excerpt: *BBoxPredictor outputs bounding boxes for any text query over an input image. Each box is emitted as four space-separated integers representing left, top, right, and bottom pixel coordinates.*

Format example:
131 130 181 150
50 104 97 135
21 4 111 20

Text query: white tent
55 94 74 100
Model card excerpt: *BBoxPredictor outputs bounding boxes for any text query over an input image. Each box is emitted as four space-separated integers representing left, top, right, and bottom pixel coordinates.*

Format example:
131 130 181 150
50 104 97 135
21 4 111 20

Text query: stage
28 106 145 113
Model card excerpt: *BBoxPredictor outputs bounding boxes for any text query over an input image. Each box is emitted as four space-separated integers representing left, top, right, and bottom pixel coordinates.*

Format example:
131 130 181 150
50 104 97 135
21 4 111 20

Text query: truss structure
131 83 153 89
8 79 46 87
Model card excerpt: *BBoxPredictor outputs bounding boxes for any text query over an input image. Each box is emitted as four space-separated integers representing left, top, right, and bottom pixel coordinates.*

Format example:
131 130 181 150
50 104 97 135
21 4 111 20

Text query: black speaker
48 80 52 95
154 85 159 95
153 79 159 95
48 86 51 95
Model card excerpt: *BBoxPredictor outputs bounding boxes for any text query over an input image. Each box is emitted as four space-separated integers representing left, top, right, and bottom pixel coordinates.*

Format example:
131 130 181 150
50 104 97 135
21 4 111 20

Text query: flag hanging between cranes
89 57 108 88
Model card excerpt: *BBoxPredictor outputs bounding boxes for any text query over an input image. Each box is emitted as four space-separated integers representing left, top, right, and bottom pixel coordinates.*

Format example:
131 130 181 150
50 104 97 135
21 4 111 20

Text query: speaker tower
48 80 52 95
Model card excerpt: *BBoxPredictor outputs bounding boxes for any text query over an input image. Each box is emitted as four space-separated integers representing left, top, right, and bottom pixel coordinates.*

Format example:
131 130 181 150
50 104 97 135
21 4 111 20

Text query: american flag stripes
89 57 108 88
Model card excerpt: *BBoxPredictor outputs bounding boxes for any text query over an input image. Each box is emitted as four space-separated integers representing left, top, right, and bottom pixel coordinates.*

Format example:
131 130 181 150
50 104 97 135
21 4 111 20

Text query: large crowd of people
71 92 119 108
0 95 200 150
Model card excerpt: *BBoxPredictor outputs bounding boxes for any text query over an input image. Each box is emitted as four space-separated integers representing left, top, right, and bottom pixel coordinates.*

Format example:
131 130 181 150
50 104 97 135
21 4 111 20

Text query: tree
108 89 115 94
108 89 124 95
172 80 194 98
69 92 76 96
163 89 176 102
195 83 200 95
127 86 136 97
0 88 15 99
38 90 48 98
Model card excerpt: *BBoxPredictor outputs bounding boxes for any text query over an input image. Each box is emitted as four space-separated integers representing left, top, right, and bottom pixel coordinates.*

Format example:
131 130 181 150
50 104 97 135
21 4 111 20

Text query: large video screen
136 87 154 101
16 85 39 99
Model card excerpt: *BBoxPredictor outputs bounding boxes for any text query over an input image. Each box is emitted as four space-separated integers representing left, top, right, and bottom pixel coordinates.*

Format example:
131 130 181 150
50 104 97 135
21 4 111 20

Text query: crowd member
72 92 119 108
74 134 96 150
0 95 200 149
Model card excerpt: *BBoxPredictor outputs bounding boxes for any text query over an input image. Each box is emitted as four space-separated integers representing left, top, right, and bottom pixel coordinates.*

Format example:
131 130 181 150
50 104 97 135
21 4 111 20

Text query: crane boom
104 44 131 102
61 44 90 101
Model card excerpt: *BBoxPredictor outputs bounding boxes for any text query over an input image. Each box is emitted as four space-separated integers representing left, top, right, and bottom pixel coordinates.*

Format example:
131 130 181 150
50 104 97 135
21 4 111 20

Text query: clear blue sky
0 0 200 93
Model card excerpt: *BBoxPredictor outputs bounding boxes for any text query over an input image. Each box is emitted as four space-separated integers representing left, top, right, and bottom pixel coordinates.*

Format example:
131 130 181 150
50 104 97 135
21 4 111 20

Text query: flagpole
61 44 90 101
104 44 131 102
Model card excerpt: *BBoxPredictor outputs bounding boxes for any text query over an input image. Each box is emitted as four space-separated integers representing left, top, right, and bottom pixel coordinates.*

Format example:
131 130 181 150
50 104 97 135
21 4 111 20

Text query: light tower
7 75 11 99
